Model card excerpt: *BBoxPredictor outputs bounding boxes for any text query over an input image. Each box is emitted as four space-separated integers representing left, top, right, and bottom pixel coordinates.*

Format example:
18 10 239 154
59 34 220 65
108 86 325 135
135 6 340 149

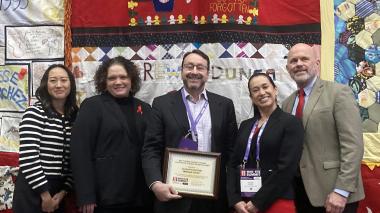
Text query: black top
115 96 138 144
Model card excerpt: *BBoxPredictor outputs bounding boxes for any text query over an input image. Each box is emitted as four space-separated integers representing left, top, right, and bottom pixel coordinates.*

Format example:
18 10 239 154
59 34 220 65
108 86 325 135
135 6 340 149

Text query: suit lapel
170 91 190 134
254 106 281 149
133 99 143 142
303 79 323 127
263 106 281 134
283 92 297 113
207 91 222 152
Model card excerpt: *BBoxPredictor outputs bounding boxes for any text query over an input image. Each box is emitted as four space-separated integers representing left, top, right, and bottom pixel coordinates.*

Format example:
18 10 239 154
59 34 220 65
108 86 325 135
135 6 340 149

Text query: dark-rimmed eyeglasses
183 64 208 72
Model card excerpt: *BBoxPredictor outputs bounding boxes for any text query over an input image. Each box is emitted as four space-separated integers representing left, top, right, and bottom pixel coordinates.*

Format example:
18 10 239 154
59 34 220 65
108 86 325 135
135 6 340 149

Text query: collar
255 105 281 120
182 87 208 103
301 76 317 97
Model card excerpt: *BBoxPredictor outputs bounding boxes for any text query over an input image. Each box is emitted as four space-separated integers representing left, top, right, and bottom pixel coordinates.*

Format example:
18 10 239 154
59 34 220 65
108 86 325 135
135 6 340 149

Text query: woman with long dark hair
13 64 78 213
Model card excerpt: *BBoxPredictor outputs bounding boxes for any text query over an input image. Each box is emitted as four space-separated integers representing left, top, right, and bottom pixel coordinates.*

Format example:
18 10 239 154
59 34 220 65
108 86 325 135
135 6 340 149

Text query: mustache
185 73 203 79
293 69 305 73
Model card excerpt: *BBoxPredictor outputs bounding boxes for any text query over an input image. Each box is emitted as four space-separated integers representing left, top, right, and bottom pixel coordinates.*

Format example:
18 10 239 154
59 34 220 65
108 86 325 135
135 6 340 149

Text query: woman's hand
246 201 259 213
52 190 67 205
79 203 97 213
234 201 249 213
40 191 58 212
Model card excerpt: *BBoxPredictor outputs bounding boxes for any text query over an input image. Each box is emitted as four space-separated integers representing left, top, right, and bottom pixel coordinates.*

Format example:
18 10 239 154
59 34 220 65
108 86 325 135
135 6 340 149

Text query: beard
183 73 206 91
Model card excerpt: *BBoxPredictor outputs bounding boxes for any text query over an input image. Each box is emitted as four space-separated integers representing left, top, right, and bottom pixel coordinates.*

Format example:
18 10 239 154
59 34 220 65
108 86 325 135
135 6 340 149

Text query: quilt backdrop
333 0 380 212
0 0 65 211
70 0 321 123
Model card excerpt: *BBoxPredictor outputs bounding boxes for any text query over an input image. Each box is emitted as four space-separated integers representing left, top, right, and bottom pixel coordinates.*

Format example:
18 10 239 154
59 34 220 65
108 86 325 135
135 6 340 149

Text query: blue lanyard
242 119 268 169
181 88 209 140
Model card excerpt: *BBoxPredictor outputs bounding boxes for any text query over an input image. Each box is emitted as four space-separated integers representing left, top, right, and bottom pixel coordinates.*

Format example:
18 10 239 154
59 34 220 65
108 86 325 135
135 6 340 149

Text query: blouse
18 103 73 193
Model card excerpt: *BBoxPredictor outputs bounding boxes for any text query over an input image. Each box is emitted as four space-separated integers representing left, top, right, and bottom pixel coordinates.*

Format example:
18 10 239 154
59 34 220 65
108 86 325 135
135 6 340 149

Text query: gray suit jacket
282 78 365 207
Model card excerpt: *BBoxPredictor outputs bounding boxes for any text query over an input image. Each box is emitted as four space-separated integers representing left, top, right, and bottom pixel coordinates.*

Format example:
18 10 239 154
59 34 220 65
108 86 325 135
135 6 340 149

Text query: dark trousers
293 177 358 213
13 173 64 213
188 199 219 213
94 205 153 213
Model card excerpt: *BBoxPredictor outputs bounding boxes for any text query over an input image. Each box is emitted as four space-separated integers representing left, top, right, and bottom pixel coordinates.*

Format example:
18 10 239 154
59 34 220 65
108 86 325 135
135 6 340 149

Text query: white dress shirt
183 88 212 152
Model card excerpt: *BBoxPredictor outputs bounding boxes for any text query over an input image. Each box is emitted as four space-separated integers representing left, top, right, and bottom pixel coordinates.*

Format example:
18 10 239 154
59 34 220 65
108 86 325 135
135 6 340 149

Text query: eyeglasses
183 64 208 72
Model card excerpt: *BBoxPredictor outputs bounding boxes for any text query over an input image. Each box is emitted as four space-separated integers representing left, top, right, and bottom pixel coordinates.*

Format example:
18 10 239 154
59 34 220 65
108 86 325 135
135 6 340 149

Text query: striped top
18 103 73 193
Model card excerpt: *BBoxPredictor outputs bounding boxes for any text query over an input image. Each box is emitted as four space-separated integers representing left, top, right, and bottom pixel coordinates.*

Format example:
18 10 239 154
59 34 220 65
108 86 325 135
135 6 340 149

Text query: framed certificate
163 148 221 199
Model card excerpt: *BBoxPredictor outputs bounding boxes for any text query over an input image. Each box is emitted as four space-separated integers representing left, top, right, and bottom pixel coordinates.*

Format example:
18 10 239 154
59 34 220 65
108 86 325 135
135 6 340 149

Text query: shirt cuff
149 181 162 190
334 188 350 198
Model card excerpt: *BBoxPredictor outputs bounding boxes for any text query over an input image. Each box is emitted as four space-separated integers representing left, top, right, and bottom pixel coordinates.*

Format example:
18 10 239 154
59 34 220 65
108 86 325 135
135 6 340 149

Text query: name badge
240 169 261 197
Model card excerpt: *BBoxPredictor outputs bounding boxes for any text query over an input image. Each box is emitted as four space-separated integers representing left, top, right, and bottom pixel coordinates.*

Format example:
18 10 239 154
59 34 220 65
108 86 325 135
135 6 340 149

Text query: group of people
12 43 364 213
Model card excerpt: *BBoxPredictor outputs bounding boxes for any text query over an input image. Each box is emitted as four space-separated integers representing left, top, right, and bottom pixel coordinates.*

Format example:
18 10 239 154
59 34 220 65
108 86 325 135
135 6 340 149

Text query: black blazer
142 90 238 213
227 106 304 211
70 93 152 207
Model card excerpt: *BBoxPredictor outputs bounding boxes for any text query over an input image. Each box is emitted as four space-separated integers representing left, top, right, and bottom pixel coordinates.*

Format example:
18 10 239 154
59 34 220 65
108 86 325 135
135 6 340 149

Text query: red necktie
295 88 305 118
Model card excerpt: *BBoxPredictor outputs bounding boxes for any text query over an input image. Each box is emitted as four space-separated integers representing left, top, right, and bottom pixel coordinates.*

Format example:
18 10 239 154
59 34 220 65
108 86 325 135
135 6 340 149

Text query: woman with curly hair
70 56 153 213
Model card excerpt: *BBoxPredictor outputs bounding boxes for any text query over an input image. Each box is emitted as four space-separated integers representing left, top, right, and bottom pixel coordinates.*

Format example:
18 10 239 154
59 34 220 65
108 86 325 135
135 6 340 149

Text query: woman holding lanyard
227 73 304 213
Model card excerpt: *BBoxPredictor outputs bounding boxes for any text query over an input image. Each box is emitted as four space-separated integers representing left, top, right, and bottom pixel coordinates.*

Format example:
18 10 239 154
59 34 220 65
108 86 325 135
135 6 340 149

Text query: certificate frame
163 148 221 199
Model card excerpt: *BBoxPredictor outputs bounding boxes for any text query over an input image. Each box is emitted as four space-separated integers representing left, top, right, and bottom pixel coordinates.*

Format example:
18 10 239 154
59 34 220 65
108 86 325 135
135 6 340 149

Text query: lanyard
181 88 209 140
242 119 268 169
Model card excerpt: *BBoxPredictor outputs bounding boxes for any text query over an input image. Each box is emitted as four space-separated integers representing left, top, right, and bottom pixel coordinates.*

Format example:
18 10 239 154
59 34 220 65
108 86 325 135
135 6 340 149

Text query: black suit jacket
227 107 304 211
142 90 238 213
70 93 153 207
